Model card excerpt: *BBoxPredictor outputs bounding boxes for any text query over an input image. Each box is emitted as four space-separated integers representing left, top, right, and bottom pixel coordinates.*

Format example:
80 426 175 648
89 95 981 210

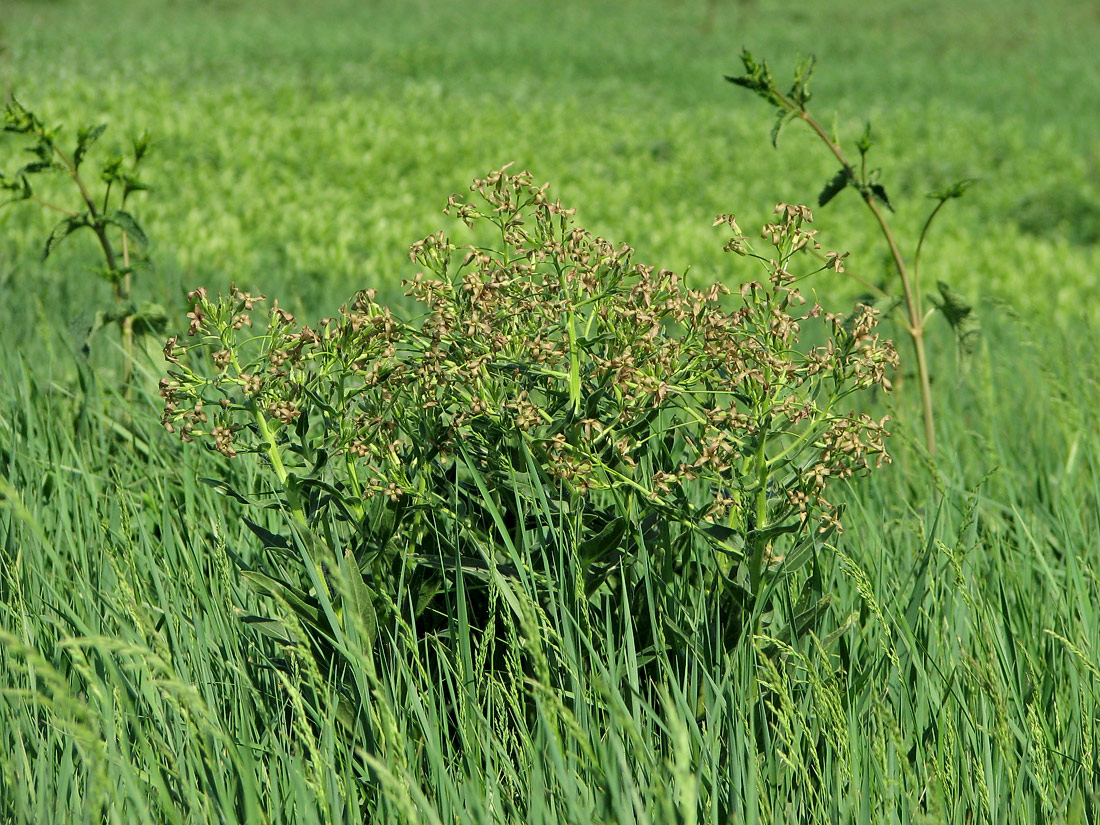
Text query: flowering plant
162 166 895 664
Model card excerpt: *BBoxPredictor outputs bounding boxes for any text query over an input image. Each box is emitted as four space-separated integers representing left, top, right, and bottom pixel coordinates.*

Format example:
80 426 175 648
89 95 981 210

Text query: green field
2 1 1099 822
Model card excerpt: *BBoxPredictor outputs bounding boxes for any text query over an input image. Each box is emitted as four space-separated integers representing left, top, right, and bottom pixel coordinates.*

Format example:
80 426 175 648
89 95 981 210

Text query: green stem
913 197 950 294
343 455 367 522
779 101 936 457
29 196 80 219
748 426 770 596
40 131 123 283
226 348 306 532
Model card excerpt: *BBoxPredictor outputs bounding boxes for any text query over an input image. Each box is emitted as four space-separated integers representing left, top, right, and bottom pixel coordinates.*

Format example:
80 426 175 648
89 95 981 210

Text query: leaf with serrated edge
105 209 148 247
928 178 979 201
73 124 107 170
43 215 87 261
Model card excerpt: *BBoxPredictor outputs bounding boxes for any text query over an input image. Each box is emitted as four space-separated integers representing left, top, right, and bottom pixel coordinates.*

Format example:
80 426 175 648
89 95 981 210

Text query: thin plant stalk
762 87 934 455
725 53 974 458
794 110 935 455
3 103 158 397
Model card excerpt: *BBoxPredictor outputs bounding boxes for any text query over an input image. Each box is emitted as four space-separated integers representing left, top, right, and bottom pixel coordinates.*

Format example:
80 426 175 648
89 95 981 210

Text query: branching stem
758 85 937 456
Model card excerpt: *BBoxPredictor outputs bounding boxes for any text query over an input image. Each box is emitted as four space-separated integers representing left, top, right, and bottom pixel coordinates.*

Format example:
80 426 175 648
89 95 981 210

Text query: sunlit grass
2 1 1099 822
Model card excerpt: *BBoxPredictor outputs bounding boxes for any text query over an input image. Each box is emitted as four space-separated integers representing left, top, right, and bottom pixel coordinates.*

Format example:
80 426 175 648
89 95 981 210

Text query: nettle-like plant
728 51 978 457
161 167 895 689
1 99 163 383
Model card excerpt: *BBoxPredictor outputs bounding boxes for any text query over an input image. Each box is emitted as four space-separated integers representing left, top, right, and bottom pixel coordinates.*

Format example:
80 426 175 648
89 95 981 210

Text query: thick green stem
747 427 770 596
226 344 307 532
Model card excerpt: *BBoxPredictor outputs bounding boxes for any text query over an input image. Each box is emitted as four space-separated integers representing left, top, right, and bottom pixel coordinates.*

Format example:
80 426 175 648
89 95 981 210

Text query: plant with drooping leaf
727 50 978 457
1 98 164 385
160 166 896 710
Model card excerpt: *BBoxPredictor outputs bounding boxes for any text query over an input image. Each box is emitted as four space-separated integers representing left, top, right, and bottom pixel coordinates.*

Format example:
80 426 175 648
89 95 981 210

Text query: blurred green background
3 0 1098 337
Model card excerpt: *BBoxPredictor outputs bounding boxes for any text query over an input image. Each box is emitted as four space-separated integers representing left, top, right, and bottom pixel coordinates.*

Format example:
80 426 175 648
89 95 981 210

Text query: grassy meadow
2 0 1100 822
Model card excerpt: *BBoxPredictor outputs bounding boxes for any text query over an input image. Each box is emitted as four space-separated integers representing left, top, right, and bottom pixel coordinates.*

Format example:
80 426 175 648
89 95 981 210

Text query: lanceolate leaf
818 168 851 207
764 594 833 655
338 560 379 645
73 123 107 170
725 49 782 108
43 215 88 261
789 54 816 109
856 122 874 157
122 175 150 198
132 131 152 163
1 98 46 135
242 516 292 551
239 615 297 645
868 183 894 212
15 161 61 177
104 209 148 248
199 477 264 507
771 109 795 148
241 569 325 633
130 301 169 336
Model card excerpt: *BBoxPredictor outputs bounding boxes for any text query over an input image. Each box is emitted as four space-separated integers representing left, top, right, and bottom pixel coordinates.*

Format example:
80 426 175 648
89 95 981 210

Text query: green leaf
103 209 148 248
100 155 123 183
748 520 801 547
121 175 150 198
928 177 979 201
130 302 169 337
241 569 325 633
789 54 816 109
818 168 850 208
2 98 45 135
92 264 129 286
294 404 311 443
868 183 894 212
725 49 781 107
818 610 859 650
904 530 935 633
856 122 874 156
241 516 291 551
778 526 827 575
199 477 263 507
577 516 628 596
294 475 361 525
930 281 980 356
699 522 746 560
341 562 379 645
699 522 739 543
0 171 32 201
73 123 107 170
131 130 152 164
576 517 629 567
15 161 59 177
43 215 88 261
773 594 833 650
770 109 795 148
239 615 297 645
